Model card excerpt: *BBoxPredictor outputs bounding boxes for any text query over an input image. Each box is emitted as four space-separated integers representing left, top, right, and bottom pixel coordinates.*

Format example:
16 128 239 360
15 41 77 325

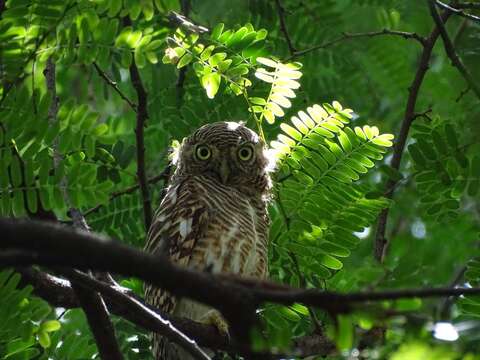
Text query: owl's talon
200 310 230 339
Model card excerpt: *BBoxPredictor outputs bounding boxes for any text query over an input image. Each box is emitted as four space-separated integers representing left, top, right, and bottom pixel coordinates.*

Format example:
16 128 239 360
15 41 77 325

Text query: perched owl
144 121 272 360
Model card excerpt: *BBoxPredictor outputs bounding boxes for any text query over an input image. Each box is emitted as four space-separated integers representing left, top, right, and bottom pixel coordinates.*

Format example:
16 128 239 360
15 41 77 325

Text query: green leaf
134 47 146 68
409 144 426 166
210 23 224 40
40 320 61 332
209 52 227 67
92 124 109 136
177 53 193 68
38 330 51 348
318 253 343 270
225 26 248 47
10 155 22 187
201 73 221 99
5 338 35 358
256 57 277 68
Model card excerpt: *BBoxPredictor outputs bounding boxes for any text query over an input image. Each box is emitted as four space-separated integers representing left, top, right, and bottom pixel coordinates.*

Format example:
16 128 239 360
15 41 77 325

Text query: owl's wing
144 181 210 314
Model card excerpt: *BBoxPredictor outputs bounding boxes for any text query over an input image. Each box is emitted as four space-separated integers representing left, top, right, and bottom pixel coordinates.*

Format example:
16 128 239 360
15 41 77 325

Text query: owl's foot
200 310 230 338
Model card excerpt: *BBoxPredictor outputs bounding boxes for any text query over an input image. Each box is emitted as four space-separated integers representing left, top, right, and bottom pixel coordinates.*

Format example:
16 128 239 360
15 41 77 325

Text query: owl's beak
219 158 230 185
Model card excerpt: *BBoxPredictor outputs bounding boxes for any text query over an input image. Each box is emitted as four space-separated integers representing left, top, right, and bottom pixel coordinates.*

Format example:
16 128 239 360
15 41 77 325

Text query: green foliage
0 270 61 359
1 0 480 359
162 22 268 98
270 102 393 283
408 120 478 221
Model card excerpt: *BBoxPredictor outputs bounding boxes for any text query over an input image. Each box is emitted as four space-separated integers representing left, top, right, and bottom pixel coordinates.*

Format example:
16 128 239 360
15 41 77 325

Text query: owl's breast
189 177 268 278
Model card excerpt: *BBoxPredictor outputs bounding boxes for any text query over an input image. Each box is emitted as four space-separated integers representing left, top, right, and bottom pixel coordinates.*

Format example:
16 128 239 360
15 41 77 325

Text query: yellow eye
195 145 211 160
238 144 254 161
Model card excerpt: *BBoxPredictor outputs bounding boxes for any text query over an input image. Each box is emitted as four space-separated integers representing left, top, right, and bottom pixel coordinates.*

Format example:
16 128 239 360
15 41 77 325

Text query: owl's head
173 122 272 195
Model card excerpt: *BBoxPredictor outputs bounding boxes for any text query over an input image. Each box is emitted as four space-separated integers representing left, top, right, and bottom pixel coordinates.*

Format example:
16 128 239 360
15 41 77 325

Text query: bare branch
167 11 209 34
2 218 479 324
275 0 296 55
0 0 6 17
93 62 137 112
288 29 426 60
176 0 191 108
435 0 480 22
456 2 480 9
413 107 433 121
428 0 480 99
83 165 171 217
17 266 336 359
0 2 76 107
374 11 452 262
0 218 258 340
456 86 471 102
62 269 125 360
63 269 210 360
17 267 78 307
124 19 152 230
44 58 123 360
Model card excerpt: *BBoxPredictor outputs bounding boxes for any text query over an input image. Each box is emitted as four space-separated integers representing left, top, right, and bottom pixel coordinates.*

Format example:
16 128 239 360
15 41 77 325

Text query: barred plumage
144 122 271 359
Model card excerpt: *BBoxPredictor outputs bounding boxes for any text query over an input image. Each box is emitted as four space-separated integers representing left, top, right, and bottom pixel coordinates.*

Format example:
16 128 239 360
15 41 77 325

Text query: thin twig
275 0 296 55
435 0 480 22
455 2 480 9
428 0 480 99
413 107 433 121
175 0 190 108
438 265 467 318
0 0 6 17
44 58 123 360
83 166 170 217
93 62 137 112
124 18 152 230
0 2 76 107
288 29 426 60
453 18 469 45
456 86 470 102
374 11 451 262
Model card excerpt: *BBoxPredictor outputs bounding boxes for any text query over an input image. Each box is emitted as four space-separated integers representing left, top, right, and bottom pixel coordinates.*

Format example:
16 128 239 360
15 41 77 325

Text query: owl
144 121 272 360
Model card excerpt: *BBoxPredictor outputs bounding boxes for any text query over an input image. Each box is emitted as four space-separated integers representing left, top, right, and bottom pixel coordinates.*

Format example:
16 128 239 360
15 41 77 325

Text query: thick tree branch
288 29 426 60
2 218 480 332
124 19 152 230
63 269 125 360
275 0 296 55
0 218 258 340
428 0 480 99
16 266 336 359
17 267 78 307
374 11 451 262
93 62 137 112
435 0 480 22
62 269 210 360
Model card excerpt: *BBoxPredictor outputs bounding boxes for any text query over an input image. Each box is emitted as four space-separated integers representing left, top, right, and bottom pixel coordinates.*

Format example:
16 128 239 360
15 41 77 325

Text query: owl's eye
195 145 211 161
238 144 254 161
